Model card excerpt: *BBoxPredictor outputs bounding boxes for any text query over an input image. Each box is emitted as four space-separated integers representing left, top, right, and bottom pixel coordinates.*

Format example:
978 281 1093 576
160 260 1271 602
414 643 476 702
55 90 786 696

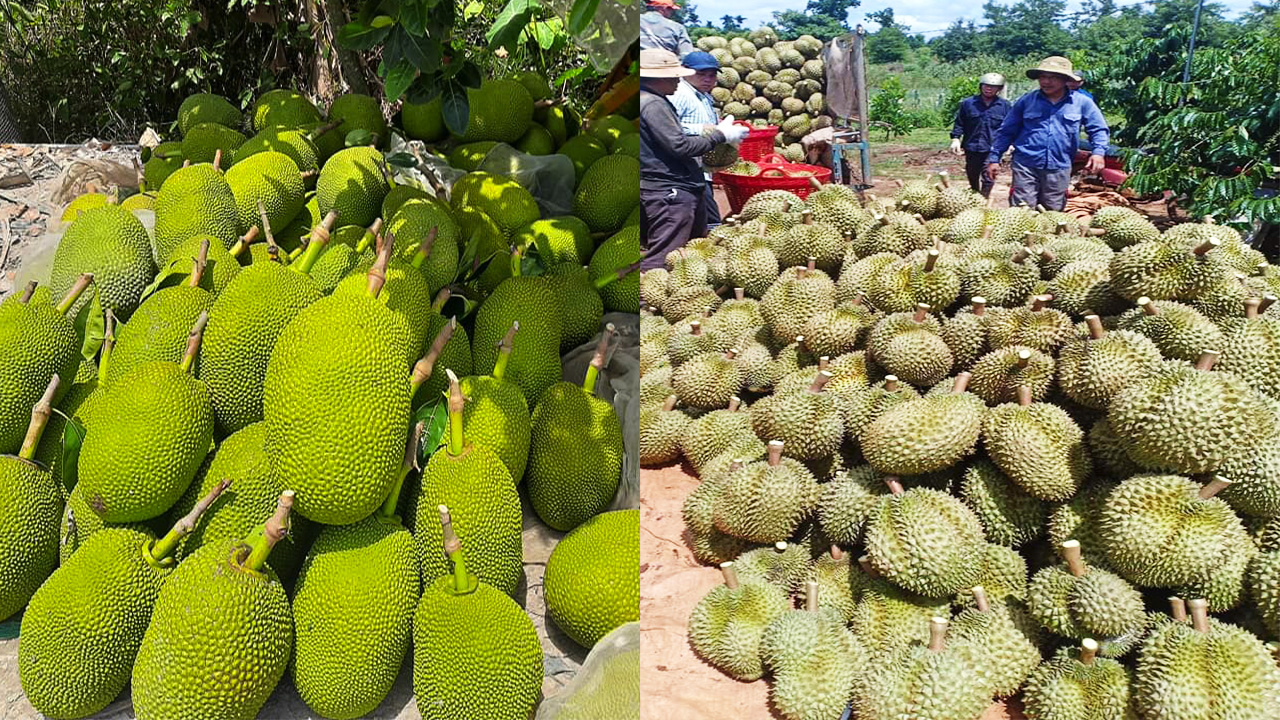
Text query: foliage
772 0 858 40
869 76 916 140
931 21 984 63
942 75 980 126
980 0 1073 59
1095 27 1280 225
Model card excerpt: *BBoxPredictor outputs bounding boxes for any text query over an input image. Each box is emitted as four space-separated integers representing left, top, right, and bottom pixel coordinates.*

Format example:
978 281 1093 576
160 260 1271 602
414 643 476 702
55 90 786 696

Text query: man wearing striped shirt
668 51 723 225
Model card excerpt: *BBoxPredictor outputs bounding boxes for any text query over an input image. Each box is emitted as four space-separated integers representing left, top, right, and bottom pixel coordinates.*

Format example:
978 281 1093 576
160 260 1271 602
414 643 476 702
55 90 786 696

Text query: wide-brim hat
641 48 695 78
1026 56 1081 82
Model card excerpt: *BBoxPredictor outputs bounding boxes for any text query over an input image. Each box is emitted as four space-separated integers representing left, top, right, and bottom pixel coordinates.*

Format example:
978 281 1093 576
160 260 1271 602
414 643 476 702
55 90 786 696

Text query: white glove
717 116 749 145
950 138 963 156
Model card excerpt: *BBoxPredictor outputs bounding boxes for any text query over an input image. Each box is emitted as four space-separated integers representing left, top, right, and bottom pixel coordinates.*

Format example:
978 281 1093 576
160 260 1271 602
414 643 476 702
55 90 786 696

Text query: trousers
1009 161 1071 211
641 187 706 270
964 150 994 197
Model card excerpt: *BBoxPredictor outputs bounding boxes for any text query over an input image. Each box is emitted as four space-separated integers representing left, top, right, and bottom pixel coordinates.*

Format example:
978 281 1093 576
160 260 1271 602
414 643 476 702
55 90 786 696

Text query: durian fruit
640 269 670 310
849 555 951 658
1218 295 1280 400
1022 639 1133 720
682 463 759 565
1109 236 1228 301
680 397 760 472
1134 599 1280 720
1215 430 1280 518
1107 351 1275 475
1098 475 1252 590
817 466 886 545
1248 547 1280 638
981 385 1091 502
950 586 1042 697
866 249 962 314
969 345 1056 404
858 617 993 720
725 234 780 298
1056 316 1162 411
776 212 845 272
808 184 865 236
801 297 874 358
714 441 819 544
861 373 985 476
944 207 990 242
804 547 859 621
1117 296 1224 364
1027 541 1146 642
941 297 991 370
863 478 986 598
1047 480 1119 571
661 284 721 323
836 252 899 303
959 459 1047 547
1046 260 1123 317
894 178 939 217
688 562 791 681
984 295 1074 354
666 319 716 365
969 542 1030 604
760 581 866 720
933 173 985 218
672 348 747 410
839 375 920 445
734 540 811 592
739 190 804 221
1089 206 1160 249
750 371 844 461
760 262 836 345
866 304 954 387
639 396 690 466
960 246 1040 308
851 210 930 258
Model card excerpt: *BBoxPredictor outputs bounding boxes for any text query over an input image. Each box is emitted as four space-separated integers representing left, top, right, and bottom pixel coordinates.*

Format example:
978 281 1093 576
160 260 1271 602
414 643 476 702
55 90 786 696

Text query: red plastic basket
736 123 780 163
714 154 833 215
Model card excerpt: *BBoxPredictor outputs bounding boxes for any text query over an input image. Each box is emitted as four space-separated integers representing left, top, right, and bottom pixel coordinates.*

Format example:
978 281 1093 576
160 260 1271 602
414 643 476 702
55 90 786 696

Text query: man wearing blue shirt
1068 71 1093 100
669 51 723 224
987 56 1109 211
949 72 1010 197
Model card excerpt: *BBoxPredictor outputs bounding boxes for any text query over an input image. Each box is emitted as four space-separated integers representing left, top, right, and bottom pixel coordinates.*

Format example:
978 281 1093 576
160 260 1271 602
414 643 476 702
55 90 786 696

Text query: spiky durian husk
864 488 986 597
1134 616 1280 719
688 580 791 681
960 460 1048 547
1022 646 1133 720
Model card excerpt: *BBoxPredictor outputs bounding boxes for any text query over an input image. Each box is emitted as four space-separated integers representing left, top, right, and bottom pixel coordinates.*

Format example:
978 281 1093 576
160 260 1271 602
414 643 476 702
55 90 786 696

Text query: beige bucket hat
1026 56 1081 82
640 49 696 78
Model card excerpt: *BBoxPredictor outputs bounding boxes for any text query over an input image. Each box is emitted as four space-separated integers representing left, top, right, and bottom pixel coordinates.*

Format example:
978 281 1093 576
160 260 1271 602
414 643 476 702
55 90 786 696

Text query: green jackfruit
513 216 592 265
459 350 531 482
589 225 642 313
448 141 500 171
544 263 605 352
386 198 461 295
152 163 241 263
177 92 241 135
251 88 322 132
233 126 322 180
588 114 635 150
180 122 245 170
472 275 563 405
108 258 214 383
316 145 390 227
402 97 446 142
142 142 183 191
451 171 540 238
558 134 609 185
224 150 306 235
454 79 534 143
51 205 156 318
515 123 556 154
545 509 639 648
574 153 640 233
327 93 388 148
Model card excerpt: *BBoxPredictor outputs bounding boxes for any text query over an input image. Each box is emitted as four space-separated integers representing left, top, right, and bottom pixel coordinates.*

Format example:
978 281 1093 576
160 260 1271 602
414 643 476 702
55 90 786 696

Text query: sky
689 0 1259 35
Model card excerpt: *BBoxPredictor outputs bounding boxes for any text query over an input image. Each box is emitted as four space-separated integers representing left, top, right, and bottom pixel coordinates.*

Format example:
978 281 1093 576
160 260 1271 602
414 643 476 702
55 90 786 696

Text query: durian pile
1 78 641 720
696 26 831 163
640 173 1280 720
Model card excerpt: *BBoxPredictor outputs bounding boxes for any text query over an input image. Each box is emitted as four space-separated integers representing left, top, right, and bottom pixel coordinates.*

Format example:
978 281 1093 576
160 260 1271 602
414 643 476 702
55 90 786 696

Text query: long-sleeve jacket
640 86 723 194
987 90 1109 170
640 11 694 57
950 94 1010 153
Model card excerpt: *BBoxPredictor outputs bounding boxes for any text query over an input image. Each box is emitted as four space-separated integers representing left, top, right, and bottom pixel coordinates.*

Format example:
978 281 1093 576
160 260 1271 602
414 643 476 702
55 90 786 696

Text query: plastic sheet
477 143 577 218
544 0 638 74
536 622 639 720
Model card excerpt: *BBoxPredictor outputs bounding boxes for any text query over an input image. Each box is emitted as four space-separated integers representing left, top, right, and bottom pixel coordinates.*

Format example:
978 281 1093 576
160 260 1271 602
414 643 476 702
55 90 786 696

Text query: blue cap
683 51 719 71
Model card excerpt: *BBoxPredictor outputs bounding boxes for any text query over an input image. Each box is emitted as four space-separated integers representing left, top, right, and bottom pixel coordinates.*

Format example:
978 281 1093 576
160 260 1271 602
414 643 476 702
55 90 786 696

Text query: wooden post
851 26 871 184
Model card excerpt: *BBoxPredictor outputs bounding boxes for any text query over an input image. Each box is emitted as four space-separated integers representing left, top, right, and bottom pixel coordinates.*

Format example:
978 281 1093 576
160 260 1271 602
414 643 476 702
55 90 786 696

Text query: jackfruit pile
6 77 639 719
696 26 830 162
641 175 1280 720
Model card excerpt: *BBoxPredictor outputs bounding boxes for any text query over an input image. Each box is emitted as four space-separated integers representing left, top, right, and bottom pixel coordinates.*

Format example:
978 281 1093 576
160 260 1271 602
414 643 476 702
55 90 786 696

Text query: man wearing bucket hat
949 72 1011 197
641 0 695 58
986 56 1109 211
640 48 749 269
1068 71 1093 100
669 51 725 225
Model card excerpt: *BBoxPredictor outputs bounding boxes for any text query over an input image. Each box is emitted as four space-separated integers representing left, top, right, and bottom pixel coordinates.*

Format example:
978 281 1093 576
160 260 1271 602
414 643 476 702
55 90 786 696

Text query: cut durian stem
938 171 951 188
928 617 949 651
830 545 843 560
1085 315 1106 340
1016 349 1032 369
797 267 809 279
244 490 295 573
809 371 833 393
55 273 94 315
801 211 813 226
1056 221 1072 235
723 347 739 361
662 395 678 412
187 238 211 288
1188 598 1210 633
884 476 905 496
804 580 819 611
1031 294 1051 312
766 440 784 466
1017 385 1033 407
690 320 703 336
1061 540 1087 577
179 310 210 375
858 555 880 578
893 179 905 188
913 304 931 323
409 226 439 271
734 287 745 301
1192 238 1219 256
18 280 36 304
1137 297 1158 315
366 230 395 298
853 291 867 307
782 200 793 213
924 249 940 272
981 224 994 238
1194 350 1220 371
1036 204 1047 213
1198 476 1232 499
818 356 830 372
971 297 987 316
884 375 900 392
1023 231 1037 247
1169 596 1188 621
18 376 59 462
380 420 424 519
728 396 742 412
147 478 231 566
808 176 822 190
1079 638 1099 665
953 372 972 393
493 321 517 380
1040 248 1057 264
1246 297 1262 320
874 213 889 227
720 561 740 589
913 214 927 226
971 586 990 612
1012 247 1031 264
807 256 817 272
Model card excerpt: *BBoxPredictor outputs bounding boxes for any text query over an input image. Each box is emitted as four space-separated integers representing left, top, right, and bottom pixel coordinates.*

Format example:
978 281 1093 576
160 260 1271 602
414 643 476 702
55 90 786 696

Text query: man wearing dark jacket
949 72 1010 197
640 48 747 269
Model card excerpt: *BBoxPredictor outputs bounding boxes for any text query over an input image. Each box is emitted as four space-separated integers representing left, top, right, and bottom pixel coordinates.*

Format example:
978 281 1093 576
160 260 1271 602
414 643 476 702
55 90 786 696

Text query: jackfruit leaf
74 291 106 361
345 129 374 147
454 63 483 90
400 0 429 34
382 59 418 103
414 398 449 461
567 0 599 36
58 410 86 493
370 14 395 28
138 259 191 302
530 19 562 51
336 21 390 52
486 0 539 50
387 152 419 168
520 244 547 276
440 286 482 321
441 85 471 137
393 28 437 73
555 66 589 86
457 232 500 283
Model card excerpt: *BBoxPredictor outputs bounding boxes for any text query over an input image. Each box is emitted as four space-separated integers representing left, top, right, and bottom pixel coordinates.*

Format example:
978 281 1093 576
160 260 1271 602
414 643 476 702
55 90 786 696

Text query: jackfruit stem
18 376 59 461
928 617 948 652
1061 540 1087 577
410 227 439 270
410 320 455 396
1188 599 1210 633
858 555 880 578
1031 294 1051 312
1085 315 1105 340
179 311 210 374
971 297 986 316
367 230 396 299
510 247 523 277
55 273 94 315
293 211 340 275
1194 350 1220 371
662 395 677 412
720 562 740 589
1261 294 1278 314
445 369 466 457
971 586 990 612
804 580 819 611
18 280 36 304
186 239 211 288
913 304 930 323
728 396 741 412
953 372 972 393
244 490 294 573
1192 238 1219 257
182 159 192 168
213 149 223 171
884 375 899 392
229 226 261 259
1017 385 1033 407
1246 297 1262 320
1198 476 1232 499
1169 596 1187 621
595 260 643 290
924 249 939 273
307 119 342 140
583 323 616 395
809 370 832 393
1079 639 1099 665
380 421 424 519
99 310 117 384
148 479 231 564
766 440 784 466
1016 349 1032 369
438 505 479 595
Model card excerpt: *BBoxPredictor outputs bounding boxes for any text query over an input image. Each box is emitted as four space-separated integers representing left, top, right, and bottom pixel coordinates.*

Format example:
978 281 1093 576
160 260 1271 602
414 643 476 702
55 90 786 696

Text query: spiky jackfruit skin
969 345 1056 404
1056 329 1162 411
413 577 543 720
316 146 389 227
162 234 241 297
199 263 321 436
60 192 108 221
472 276 562 405
224 151 305 236
1107 361 1275 474
860 392 985 476
0 297 81 455
960 459 1047 547
452 172 541 238
864 487 986 597
1023 646 1133 720
1134 616 1280 720
233 127 321 180
459 374 530 482
251 88 323 132
714 455 818 543
750 386 844 461
689 579 791 681
153 164 241 263
34 361 97 493
0 456 61 621
544 509 639 648
132 539 293 720
414 442 521 595
181 122 246 170
527 382 624 531
77 362 213 522
1098 474 1252 588
1027 563 1146 640
292 517 418 720
761 608 865 720
108 286 212 383
384 198 460 296
59 482 162 566
18 527 167 718
454 79 534 143
949 602 1042 697
558 135 609 185
177 92 241 135
859 639 993 720
332 259 432 361
143 142 183 191
328 93 388 148
982 401 1091 502
263 295 411 526
514 216 593 268
402 97 445 142
574 154 640 233
51 205 156 318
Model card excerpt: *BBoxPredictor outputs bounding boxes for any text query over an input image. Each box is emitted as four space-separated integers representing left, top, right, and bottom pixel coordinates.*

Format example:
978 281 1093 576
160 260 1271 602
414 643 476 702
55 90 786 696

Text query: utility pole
1182 0 1206 84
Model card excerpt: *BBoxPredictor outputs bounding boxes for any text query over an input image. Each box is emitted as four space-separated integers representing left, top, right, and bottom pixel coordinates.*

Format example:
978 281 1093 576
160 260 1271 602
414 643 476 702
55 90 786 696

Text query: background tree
929 21 984 62
773 0 859 39
867 9 911 63
982 0 1073 58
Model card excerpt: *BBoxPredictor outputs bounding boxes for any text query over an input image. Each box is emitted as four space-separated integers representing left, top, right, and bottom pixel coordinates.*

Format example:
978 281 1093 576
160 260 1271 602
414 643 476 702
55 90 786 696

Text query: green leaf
567 0 599 36
383 59 418 103
455 62 482 90
345 128 374 147
554 66 588 86
386 152 419 168
441 84 470 136
74 292 106 361
413 399 449 461
486 0 539 50
370 14 395 28
394 27 438 73
336 21 389 51
58 411 87 493
137 260 190 303
532 20 559 51
401 0 429 34
464 0 485 19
